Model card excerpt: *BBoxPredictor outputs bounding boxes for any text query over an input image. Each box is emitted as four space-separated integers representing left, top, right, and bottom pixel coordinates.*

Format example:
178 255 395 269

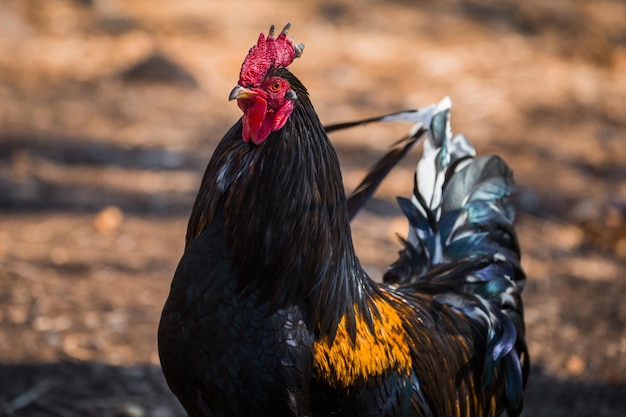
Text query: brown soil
1 0 625 416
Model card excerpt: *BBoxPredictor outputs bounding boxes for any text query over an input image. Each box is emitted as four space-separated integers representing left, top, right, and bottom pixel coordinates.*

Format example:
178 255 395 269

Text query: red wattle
272 101 294 132
239 96 267 143
239 95 295 145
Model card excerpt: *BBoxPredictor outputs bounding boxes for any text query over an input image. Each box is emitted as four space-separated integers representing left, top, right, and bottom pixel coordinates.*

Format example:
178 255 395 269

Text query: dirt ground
0 0 625 416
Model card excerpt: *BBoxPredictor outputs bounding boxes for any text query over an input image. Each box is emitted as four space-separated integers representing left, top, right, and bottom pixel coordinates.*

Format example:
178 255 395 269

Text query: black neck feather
186 70 374 338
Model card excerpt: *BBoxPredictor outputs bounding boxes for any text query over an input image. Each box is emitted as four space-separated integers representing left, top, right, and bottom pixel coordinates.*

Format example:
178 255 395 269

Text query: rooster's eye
270 80 282 91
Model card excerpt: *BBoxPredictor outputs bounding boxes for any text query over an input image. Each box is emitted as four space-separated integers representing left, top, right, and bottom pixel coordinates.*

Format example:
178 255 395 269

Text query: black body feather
158 69 528 417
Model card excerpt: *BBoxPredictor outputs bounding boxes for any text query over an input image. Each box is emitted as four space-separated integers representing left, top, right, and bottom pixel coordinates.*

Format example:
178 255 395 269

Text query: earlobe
285 90 298 101
272 101 295 133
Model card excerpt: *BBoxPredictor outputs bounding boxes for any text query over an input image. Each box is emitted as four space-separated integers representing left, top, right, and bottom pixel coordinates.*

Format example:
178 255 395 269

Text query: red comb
238 23 305 87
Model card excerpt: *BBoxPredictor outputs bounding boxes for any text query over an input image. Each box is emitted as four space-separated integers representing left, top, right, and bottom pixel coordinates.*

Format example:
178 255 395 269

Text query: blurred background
0 0 624 416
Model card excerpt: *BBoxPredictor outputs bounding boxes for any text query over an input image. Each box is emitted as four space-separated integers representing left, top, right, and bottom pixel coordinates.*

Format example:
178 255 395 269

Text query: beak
229 85 255 101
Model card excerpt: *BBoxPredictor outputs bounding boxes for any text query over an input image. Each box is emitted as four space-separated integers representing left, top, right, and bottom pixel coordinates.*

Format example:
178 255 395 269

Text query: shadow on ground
1 363 625 417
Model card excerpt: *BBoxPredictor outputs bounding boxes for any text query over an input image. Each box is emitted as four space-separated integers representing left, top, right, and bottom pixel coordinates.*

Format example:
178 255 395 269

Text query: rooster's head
229 23 305 145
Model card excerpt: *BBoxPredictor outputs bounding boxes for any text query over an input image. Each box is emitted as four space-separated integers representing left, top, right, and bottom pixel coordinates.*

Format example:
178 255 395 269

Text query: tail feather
380 98 525 285
345 128 426 222
387 98 528 416
325 102 447 221
325 98 528 416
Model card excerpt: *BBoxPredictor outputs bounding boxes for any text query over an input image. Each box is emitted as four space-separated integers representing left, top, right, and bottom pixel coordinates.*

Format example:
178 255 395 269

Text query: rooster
158 24 529 417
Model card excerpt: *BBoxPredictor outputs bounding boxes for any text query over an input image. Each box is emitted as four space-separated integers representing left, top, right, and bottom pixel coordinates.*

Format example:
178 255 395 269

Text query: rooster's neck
186 70 374 337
